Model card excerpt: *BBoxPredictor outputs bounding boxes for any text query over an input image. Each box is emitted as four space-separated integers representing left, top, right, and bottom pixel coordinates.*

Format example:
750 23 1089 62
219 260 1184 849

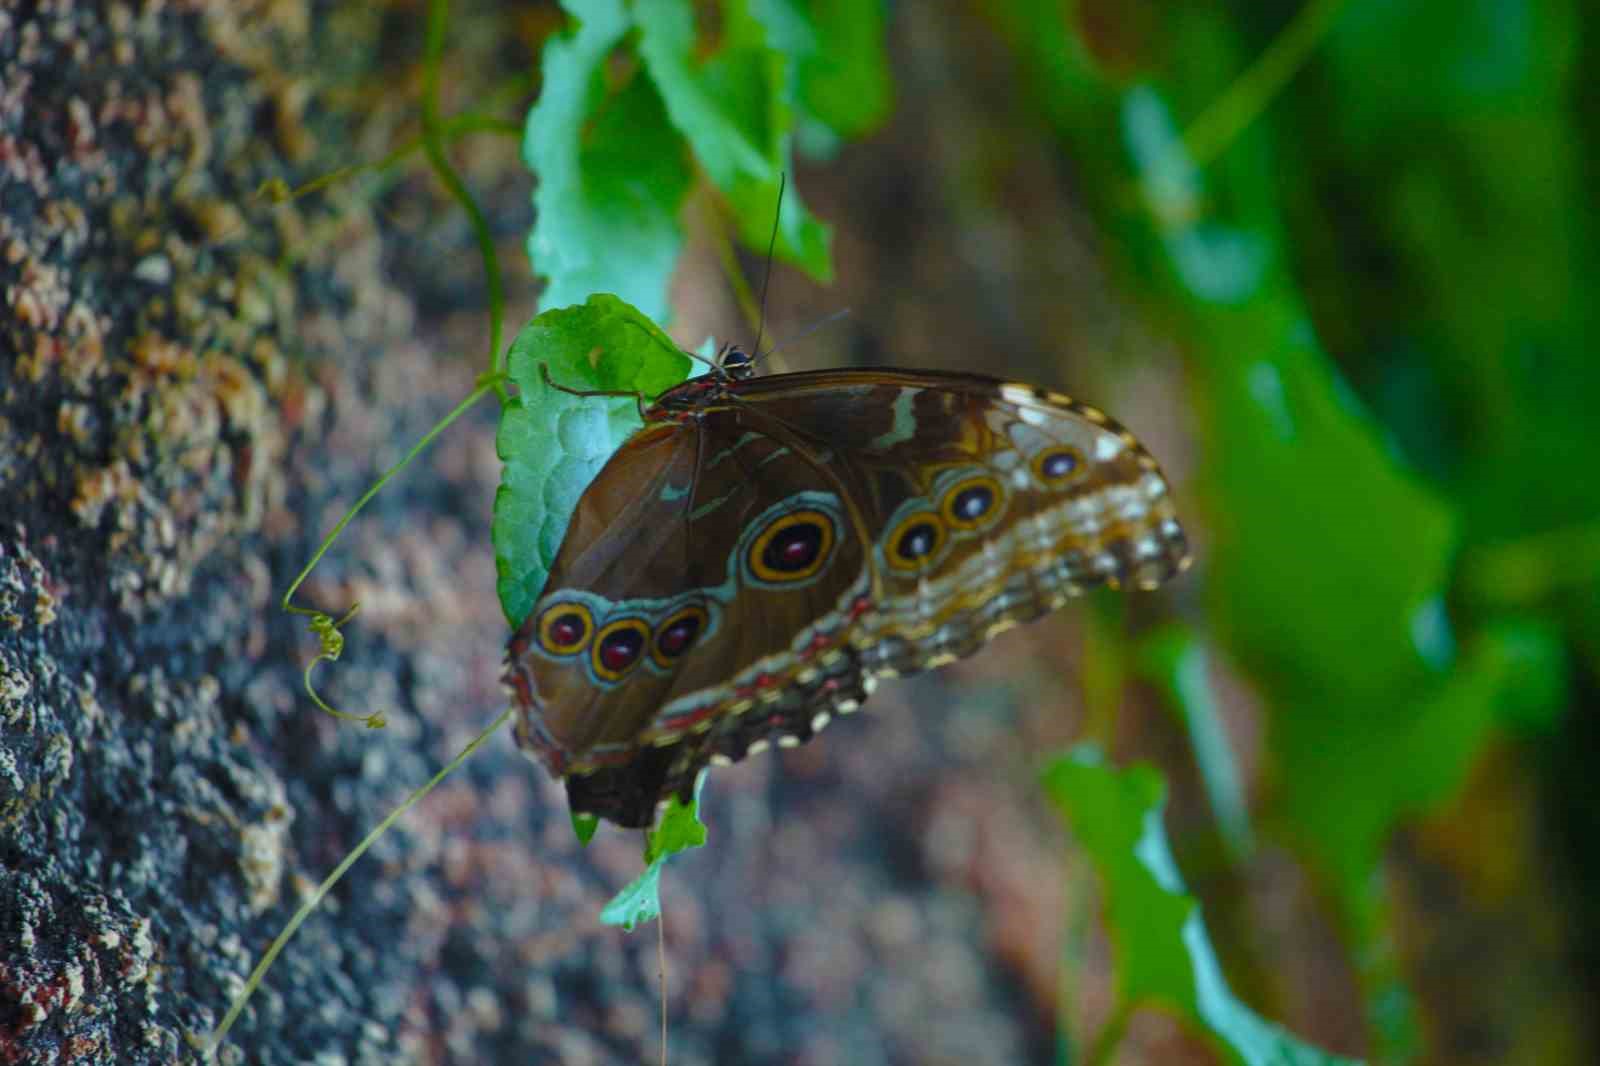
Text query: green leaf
524 0 692 320
492 294 691 627
599 775 708 931
1482 619 1569 734
1322 0 1576 125
645 777 709 864
1276 624 1553 909
1042 748 1362 1066
1310 0 1600 555
633 0 832 278
599 858 666 932
1104 77 1466 1059
1200 310 1458 707
757 0 893 149
1113 87 1459 709
571 811 600 845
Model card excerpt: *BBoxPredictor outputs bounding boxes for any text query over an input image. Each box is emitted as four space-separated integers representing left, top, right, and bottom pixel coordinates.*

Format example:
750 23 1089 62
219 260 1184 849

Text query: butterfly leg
538 363 650 420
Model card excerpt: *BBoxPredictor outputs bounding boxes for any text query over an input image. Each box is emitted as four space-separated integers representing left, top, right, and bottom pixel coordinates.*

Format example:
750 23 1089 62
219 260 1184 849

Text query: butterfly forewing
505 367 1188 828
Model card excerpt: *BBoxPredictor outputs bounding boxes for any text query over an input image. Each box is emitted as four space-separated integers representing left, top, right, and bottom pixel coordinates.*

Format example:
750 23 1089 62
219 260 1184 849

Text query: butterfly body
504 356 1189 828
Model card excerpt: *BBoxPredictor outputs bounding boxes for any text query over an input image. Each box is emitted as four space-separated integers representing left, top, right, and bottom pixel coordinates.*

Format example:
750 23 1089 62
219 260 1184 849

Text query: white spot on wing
1093 433 1124 461
1000 384 1037 407
1014 404 1051 427
869 388 923 451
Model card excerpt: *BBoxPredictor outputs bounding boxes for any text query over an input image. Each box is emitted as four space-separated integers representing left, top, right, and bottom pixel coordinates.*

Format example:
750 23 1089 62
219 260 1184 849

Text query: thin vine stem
281 373 504 614
210 3 533 1056
278 0 516 723
280 372 505 724
201 706 517 1058
1464 518 1600 607
421 0 511 393
257 112 522 208
1182 0 1349 168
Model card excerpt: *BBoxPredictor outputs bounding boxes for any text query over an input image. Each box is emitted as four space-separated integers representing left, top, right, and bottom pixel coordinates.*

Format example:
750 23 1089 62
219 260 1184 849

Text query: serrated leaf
644 777 709 864
600 775 708 931
492 294 691 627
1042 748 1362 1066
525 0 692 320
599 858 666 932
634 0 832 279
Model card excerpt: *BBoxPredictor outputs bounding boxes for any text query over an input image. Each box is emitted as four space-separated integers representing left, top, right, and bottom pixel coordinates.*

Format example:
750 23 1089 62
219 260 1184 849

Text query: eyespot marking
592 618 650 682
537 601 594 656
1033 446 1085 486
651 604 708 668
746 505 837 585
885 511 947 571
941 473 1005 531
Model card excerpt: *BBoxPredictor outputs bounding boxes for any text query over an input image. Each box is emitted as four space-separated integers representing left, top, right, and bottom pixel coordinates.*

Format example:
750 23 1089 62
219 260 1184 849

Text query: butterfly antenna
757 307 853 364
751 172 785 361
683 348 718 371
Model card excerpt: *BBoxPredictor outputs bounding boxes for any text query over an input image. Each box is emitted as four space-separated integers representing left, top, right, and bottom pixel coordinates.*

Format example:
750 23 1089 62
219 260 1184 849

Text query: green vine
206 0 524 1055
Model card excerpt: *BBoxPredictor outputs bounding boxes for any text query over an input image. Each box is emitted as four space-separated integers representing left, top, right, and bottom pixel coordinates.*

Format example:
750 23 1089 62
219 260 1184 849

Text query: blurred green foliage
987 0 1594 1057
1043 747 1358 1066
524 0 851 324
501 0 1598 1061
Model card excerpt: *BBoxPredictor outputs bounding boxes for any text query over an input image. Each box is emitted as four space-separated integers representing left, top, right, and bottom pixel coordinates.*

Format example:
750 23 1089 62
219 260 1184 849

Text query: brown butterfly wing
679 369 1189 768
504 408 874 827
505 368 1188 828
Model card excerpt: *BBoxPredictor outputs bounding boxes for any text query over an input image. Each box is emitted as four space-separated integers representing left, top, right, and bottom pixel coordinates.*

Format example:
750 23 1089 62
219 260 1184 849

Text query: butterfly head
714 343 758 381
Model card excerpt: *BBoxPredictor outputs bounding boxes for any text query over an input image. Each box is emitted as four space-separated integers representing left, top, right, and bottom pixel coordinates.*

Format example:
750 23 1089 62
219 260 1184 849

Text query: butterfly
503 344 1189 828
